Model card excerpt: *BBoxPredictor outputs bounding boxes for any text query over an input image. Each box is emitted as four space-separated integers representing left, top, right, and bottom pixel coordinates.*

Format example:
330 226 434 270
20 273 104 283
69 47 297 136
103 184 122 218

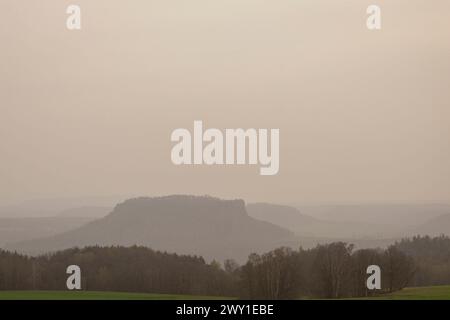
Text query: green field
356 286 450 300
1 286 450 300
0 291 234 300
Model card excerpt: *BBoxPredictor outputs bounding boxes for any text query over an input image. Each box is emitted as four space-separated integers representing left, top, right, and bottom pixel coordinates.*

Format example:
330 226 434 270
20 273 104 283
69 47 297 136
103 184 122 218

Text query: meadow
1 286 450 300
362 286 450 300
0 291 234 300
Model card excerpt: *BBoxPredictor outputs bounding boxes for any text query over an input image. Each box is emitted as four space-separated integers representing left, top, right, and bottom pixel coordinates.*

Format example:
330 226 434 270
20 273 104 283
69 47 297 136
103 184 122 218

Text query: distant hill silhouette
0 196 126 217
293 204 450 238
247 203 319 233
247 203 395 238
0 217 93 247
297 204 450 227
412 213 450 236
58 206 111 218
6 195 294 262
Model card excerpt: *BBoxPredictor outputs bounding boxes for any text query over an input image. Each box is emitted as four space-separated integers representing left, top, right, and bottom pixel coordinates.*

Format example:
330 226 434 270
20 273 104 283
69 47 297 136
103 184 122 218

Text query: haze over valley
1 195 449 263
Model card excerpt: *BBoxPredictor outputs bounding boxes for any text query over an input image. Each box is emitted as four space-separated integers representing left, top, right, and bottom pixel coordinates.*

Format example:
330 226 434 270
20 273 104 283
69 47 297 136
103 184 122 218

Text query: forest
1 235 450 299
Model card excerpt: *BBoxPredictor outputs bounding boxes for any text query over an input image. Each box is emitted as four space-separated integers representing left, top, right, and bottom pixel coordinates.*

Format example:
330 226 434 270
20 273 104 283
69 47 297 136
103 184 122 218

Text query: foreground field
0 291 234 300
362 286 450 300
1 286 450 300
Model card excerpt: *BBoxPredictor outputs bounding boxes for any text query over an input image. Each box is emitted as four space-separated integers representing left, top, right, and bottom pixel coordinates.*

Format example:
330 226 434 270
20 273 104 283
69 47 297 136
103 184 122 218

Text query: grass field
356 286 450 300
1 286 450 300
0 291 234 300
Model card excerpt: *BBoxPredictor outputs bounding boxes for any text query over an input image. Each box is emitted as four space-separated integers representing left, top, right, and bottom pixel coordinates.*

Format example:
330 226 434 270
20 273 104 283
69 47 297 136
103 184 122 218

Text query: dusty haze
1 0 450 206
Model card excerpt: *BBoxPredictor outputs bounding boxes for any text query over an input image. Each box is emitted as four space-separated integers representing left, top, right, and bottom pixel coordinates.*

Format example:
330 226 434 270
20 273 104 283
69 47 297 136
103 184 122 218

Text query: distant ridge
413 213 450 236
7 195 295 262
58 206 111 218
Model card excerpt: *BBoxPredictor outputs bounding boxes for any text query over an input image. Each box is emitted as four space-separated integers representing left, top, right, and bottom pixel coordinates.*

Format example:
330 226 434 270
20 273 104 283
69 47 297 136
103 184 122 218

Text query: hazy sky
1 0 449 205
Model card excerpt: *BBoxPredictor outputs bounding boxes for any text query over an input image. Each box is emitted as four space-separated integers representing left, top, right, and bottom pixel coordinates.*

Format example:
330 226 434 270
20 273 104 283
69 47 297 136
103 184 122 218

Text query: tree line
0 246 235 297
238 243 415 299
1 235 450 299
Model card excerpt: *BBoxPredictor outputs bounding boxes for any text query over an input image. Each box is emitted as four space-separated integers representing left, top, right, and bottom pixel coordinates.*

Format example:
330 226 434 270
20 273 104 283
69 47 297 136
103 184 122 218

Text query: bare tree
383 246 416 292
312 242 354 298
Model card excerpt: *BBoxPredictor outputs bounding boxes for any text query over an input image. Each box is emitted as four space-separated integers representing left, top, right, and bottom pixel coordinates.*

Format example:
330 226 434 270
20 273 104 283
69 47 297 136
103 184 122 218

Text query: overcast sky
1 0 449 206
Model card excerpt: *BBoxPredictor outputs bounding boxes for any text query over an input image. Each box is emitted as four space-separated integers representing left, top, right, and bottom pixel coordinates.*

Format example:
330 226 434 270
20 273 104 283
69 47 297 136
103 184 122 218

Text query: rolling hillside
247 203 396 238
0 217 93 247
